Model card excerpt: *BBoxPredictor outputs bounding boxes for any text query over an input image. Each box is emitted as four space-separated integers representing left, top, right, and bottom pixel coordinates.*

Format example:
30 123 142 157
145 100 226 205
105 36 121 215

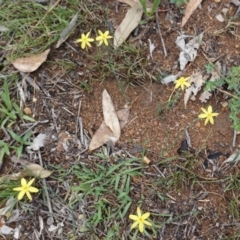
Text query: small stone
143 156 151 165
153 120 158 126
196 122 201 127
23 107 32 115
221 101 228 108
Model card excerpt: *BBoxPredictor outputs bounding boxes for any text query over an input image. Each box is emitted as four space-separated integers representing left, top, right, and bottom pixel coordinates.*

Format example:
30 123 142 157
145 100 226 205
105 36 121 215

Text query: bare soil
3 0 240 239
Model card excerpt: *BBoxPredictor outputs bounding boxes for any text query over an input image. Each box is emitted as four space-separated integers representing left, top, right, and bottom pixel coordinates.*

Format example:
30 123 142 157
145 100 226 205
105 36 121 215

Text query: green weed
0 0 80 59
204 66 240 130
71 151 143 236
170 0 187 7
139 0 161 16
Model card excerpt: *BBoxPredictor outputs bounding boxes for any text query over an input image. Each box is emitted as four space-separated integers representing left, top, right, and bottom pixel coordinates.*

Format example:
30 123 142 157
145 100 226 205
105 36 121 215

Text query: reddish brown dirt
3 0 240 239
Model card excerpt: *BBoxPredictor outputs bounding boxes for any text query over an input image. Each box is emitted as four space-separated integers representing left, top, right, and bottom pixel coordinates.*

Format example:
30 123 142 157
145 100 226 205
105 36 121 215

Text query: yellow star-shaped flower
129 207 152 233
76 32 94 49
13 178 39 201
95 30 113 46
198 106 219 125
175 76 190 91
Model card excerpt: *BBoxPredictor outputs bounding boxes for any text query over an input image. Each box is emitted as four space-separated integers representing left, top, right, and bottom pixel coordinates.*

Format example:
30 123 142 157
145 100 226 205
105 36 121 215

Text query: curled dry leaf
184 72 204 107
117 0 138 7
27 133 46 151
181 0 202 27
11 49 50 73
56 12 78 48
199 62 221 103
102 89 121 140
89 93 137 151
89 122 115 151
114 3 143 48
21 163 53 178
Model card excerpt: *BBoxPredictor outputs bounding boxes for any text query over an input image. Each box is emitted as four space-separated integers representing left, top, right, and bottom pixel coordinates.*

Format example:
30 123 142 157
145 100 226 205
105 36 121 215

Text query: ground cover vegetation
0 0 240 239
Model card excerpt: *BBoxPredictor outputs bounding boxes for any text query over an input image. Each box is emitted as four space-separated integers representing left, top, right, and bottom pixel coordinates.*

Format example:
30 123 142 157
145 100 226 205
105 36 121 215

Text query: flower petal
98 30 103 35
13 187 23 191
18 191 25 200
198 113 207 119
28 178 35 187
209 116 214 124
204 118 209 125
103 39 108 46
201 107 208 114
143 220 152 226
131 221 139 229
28 186 39 193
142 212 150 220
211 113 219 117
96 36 102 41
207 106 213 113
81 42 86 49
137 207 141 217
21 178 27 187
139 222 144 233
129 214 138 221
26 191 32 201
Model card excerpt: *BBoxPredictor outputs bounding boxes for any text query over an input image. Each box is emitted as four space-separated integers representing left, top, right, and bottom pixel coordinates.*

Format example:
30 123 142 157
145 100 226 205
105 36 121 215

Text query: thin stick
232 130 237 147
38 151 53 218
200 50 239 99
155 11 167 57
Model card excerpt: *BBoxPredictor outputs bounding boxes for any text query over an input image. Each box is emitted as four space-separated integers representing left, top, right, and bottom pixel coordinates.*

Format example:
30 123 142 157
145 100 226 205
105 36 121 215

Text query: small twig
232 130 237 147
234 6 240 18
184 127 192 147
38 151 54 219
155 11 167 57
200 50 239 99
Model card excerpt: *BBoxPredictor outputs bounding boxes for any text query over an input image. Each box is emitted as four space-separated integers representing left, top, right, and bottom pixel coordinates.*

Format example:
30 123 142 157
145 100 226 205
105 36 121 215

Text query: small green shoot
170 0 187 7
8 130 32 158
139 0 161 16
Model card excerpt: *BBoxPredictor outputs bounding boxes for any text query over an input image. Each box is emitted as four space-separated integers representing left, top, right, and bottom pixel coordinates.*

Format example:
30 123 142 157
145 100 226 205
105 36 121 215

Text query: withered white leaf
11 49 50 73
184 72 204 107
88 122 115 152
56 13 78 48
199 62 222 103
102 89 121 140
27 133 46 151
117 0 138 7
21 163 53 178
114 3 143 48
181 0 202 27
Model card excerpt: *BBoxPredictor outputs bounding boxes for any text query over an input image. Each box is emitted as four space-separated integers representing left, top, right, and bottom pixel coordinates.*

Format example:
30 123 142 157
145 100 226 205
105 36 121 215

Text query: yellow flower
129 207 152 233
13 178 39 201
175 76 190 90
76 32 94 49
96 30 113 46
198 106 219 125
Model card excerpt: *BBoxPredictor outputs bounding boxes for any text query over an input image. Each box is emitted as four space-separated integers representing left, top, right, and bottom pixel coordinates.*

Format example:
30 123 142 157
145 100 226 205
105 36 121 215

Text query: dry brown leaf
199 62 221 103
117 106 131 129
89 93 137 151
0 164 52 183
57 131 71 152
89 122 115 151
181 0 202 27
11 49 50 72
184 72 204 107
114 3 143 48
21 163 53 178
118 0 138 7
102 89 121 140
